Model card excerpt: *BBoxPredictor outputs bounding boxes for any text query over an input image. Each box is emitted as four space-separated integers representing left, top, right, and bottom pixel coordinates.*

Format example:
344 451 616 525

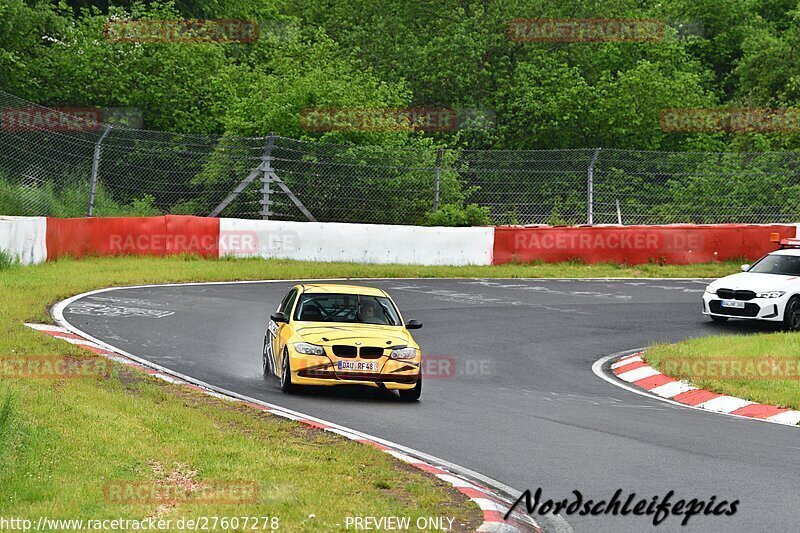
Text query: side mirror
405 319 423 330
740 264 751 272
270 311 288 323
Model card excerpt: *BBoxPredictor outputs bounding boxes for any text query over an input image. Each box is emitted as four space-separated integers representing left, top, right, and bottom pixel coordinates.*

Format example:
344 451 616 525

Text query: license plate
721 300 745 309
337 361 378 372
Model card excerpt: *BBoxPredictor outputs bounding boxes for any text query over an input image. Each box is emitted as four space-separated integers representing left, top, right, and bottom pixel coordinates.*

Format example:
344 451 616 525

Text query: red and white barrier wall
0 216 48 264
493 224 798 265
218 218 494 266
0 216 797 267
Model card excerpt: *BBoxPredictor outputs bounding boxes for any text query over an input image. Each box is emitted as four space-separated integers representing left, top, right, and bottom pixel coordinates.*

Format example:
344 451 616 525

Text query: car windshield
747 254 800 275
293 293 401 325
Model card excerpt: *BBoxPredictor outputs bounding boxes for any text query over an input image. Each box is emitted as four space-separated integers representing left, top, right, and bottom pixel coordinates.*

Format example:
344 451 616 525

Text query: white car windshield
293 293 401 325
748 254 800 275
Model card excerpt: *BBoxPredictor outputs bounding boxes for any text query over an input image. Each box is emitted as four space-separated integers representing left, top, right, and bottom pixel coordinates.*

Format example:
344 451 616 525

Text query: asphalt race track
60 279 799 532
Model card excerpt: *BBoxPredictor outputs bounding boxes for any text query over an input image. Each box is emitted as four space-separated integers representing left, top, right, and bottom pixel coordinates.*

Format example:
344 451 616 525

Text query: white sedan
703 242 800 330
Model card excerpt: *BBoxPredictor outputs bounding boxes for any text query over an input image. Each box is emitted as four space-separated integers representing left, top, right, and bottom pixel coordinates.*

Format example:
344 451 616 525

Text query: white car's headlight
390 347 418 359
293 342 325 355
705 286 717 295
756 291 785 299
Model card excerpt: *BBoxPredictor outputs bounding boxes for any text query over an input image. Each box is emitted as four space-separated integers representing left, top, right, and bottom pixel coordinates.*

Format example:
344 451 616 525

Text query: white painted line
386 450 422 464
204 390 239 401
152 373 186 385
610 355 642 369
437 474 480 489
473 497 507 513
650 380 696 398
616 366 660 383
47 336 105 348
698 396 754 414
767 411 800 426
323 427 362 439
24 323 70 333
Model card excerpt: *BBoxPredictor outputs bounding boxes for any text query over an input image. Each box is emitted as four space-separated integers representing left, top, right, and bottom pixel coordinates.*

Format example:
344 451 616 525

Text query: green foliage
423 203 491 227
0 176 161 217
0 250 17 271
3 0 787 150
3 0 800 222
0 389 15 442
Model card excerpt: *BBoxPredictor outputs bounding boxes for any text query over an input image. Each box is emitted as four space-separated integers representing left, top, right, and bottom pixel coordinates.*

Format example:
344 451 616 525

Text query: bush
0 250 17 271
423 203 491 227
0 177 161 217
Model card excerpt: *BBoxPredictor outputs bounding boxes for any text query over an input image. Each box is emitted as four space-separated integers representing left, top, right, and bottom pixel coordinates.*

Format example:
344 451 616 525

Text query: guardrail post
587 147 601 225
260 134 276 220
87 124 112 217
433 148 443 211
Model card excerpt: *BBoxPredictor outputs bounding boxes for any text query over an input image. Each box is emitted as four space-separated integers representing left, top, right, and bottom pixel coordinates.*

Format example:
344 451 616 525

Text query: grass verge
0 255 748 528
0 256 490 531
646 334 800 413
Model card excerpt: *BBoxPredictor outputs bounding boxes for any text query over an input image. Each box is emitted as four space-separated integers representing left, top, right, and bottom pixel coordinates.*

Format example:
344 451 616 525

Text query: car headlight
390 347 418 359
756 291 785 298
705 286 717 295
293 342 325 355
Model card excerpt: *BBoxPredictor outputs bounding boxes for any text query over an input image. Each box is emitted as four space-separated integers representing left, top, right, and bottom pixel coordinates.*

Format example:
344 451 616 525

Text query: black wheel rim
792 302 800 329
281 352 289 386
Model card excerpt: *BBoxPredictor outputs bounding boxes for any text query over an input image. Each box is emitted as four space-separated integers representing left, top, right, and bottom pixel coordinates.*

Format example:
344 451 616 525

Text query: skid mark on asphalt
385 283 590 315
65 301 175 318
539 392 667 410
459 279 633 300
84 295 173 307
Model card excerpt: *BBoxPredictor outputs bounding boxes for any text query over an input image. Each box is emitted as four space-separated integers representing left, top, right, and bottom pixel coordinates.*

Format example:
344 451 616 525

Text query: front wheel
398 374 422 402
280 348 296 394
784 296 800 331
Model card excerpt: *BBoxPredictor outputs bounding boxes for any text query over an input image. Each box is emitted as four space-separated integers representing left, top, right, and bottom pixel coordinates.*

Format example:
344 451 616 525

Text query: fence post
433 148 443 211
260 134 276 220
587 147 601 225
87 124 112 217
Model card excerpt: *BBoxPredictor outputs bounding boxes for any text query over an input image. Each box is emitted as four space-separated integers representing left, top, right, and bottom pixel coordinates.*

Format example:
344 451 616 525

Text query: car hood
709 272 799 292
294 322 412 347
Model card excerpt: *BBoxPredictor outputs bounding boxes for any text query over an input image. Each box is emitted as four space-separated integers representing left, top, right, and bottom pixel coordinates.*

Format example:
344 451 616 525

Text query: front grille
332 345 357 357
709 300 760 317
716 288 756 301
359 347 385 359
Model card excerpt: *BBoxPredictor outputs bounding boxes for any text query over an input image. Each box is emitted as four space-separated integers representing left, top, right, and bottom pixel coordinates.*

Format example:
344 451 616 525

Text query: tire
262 335 273 377
710 315 728 323
280 348 296 394
784 296 800 331
398 373 422 402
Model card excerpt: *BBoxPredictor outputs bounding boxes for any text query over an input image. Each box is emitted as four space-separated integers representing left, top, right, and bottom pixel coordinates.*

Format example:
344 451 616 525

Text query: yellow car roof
299 283 387 297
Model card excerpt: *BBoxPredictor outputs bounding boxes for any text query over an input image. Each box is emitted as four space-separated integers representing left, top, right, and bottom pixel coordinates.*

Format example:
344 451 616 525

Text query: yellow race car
262 284 423 401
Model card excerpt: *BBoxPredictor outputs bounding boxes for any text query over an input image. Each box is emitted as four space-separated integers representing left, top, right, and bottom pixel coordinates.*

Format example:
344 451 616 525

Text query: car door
271 288 298 375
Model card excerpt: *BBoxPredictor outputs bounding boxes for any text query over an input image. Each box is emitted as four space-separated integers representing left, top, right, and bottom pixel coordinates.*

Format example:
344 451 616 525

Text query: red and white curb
26 322 542 532
599 351 800 427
